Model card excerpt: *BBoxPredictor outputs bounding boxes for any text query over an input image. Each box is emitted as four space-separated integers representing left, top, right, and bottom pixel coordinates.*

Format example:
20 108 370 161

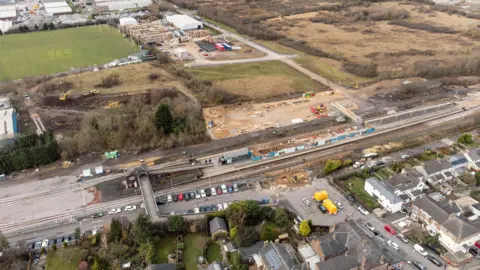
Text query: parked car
227 185 233 193
156 195 167 205
191 191 197 199
401 154 410 159
387 240 399 250
223 202 228 209
124 205 136 212
365 222 375 231
357 206 369 215
205 188 212 196
200 189 207 198
221 184 227 193
259 197 270 205
172 194 178 202
167 194 173 203
476 241 480 249
194 207 200 214
92 212 104 219
41 239 49 248
346 195 355 203
318 204 327 214
413 244 428 256
92 228 98 236
384 225 396 235
217 187 223 195
302 198 311 206
108 208 121 215
426 255 442 266
334 201 344 210
469 246 480 257
140 203 145 208
396 233 408 243
211 187 217 196
178 193 184 201
184 193 190 201
217 204 224 210
195 190 201 199
409 261 426 270
233 183 239 192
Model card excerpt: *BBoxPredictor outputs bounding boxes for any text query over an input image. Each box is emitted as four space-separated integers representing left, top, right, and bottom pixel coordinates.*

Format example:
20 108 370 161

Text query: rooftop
366 178 403 203
449 154 468 166
239 241 264 258
387 174 420 192
467 149 480 161
423 159 451 175
209 217 227 234
258 242 298 270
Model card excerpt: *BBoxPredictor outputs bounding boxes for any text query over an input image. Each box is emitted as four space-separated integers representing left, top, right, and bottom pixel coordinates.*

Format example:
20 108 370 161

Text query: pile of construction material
185 29 210 38
121 21 173 44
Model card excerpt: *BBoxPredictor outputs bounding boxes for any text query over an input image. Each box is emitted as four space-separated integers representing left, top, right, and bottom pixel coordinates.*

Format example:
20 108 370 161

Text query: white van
413 244 428 256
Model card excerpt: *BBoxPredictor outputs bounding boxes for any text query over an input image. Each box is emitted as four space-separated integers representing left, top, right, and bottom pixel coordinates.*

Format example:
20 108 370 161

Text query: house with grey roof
416 159 453 184
255 242 300 270
465 149 480 170
387 170 426 200
412 195 480 253
209 217 228 240
206 261 225 270
364 177 404 213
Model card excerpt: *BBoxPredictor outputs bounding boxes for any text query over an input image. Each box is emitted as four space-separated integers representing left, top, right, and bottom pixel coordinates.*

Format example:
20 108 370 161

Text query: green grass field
45 248 86 270
0 25 137 80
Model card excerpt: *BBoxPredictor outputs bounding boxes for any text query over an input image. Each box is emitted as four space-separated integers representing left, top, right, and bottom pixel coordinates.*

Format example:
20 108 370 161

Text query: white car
334 201 344 210
92 229 98 235
124 205 136 212
302 198 311 206
353 162 361 168
211 187 217 196
200 189 206 198
233 183 239 192
365 222 375 231
223 202 229 209
217 204 223 210
140 203 145 209
108 208 121 215
387 240 399 250
401 154 410 159
194 207 200 214
221 184 227 194
167 194 173 203
357 206 369 215
413 244 428 256
41 239 49 248
195 190 201 199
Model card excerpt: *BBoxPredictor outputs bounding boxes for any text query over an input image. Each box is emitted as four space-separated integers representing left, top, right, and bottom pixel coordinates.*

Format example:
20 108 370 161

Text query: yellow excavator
83 89 99 97
105 101 120 109
59 91 71 101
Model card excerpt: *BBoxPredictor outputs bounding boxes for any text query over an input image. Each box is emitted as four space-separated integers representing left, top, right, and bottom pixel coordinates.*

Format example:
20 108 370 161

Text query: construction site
203 89 355 139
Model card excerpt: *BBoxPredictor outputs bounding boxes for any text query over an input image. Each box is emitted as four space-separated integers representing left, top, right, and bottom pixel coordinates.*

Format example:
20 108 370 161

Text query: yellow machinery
323 199 337 214
105 101 120 109
83 89 99 97
314 190 328 202
59 91 71 101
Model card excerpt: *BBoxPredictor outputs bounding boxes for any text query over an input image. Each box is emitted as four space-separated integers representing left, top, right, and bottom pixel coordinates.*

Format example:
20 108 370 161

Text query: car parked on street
233 183 239 192
469 246 480 257
108 208 121 215
384 225 396 235
92 212 104 219
409 261 426 270
195 190 201 199
357 206 369 215
396 233 408 243
167 194 173 203
172 194 178 202
426 255 442 266
387 240 399 250
318 204 327 213
191 191 197 199
221 184 227 193
194 207 200 214
223 202 228 209
205 188 212 196
365 222 375 231
178 193 184 201
200 189 206 197
124 205 136 212
211 187 217 196
413 244 428 256
346 195 355 203
334 201 344 210
217 186 223 195
41 239 49 248
217 204 224 210
227 185 233 193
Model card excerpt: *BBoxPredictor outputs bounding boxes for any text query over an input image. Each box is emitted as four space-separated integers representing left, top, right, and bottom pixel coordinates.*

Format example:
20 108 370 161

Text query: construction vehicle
105 101 120 109
323 199 337 214
83 89 99 97
313 190 328 202
310 104 325 115
59 91 71 101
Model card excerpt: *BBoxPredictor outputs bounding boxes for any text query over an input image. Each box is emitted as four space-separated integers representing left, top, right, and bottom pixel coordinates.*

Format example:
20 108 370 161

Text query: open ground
0 25 137 80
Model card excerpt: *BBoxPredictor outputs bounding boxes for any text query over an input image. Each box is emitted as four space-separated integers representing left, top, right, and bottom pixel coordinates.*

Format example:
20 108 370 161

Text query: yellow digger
105 101 120 109
59 91 71 101
83 89 99 97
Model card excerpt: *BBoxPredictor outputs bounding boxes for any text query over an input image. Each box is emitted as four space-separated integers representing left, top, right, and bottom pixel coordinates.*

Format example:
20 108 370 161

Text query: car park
334 201 344 210
108 208 121 215
387 240 399 250
167 194 173 203
318 205 327 213
365 222 375 231
178 193 184 201
124 205 136 212
205 188 212 196
200 189 207 197
396 233 408 243
426 255 442 266
211 187 217 196
357 206 369 215
302 198 311 206
172 194 178 202
413 244 428 256
221 184 227 193
233 183 239 192
384 225 396 235
217 187 223 195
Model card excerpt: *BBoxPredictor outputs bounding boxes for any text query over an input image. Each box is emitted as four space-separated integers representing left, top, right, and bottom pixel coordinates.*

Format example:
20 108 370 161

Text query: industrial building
93 0 150 11
43 1 73 16
0 107 18 147
0 3 16 21
119 17 137 26
166 14 203 30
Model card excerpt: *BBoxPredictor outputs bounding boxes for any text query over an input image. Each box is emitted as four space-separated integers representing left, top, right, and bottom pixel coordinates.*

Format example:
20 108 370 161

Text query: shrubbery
389 20 457 34
95 73 121 88
342 61 378 77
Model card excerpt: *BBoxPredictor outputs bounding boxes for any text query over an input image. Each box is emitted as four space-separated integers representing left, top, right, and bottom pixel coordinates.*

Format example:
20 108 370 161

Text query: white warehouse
166 14 202 30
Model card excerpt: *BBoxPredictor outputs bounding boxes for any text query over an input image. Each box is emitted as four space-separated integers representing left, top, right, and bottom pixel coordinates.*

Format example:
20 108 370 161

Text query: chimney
379 255 384 265
359 256 367 270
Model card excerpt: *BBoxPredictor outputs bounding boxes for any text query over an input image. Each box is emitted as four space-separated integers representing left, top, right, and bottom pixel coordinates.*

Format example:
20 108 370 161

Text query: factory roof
119 17 137 26
166 14 202 29
0 4 15 19
0 108 15 139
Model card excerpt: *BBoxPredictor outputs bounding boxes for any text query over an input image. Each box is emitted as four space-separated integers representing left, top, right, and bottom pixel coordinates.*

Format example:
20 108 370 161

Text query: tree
230 226 238 239
74 227 81 240
34 24 39 31
139 241 155 264
299 220 311 236
48 22 55 30
244 200 261 223
261 206 274 220
155 104 174 135
169 215 184 233
260 226 277 241
133 213 153 244
342 159 353 167
109 219 122 242
43 22 48 30
0 231 9 250
274 208 289 227
240 226 259 247
323 159 343 174
226 202 246 227
458 133 474 145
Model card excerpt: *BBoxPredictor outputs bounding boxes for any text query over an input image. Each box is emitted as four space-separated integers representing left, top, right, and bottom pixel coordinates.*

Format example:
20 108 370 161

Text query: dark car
469 246 480 257
92 212 104 219
346 195 355 203
410 261 426 270
156 195 167 205
426 255 442 266
205 188 212 196
184 192 190 201
172 194 178 202
318 205 327 213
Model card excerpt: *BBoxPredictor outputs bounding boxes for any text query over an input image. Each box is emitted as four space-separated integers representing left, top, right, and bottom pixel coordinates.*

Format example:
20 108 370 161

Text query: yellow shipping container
313 190 328 202
323 199 337 214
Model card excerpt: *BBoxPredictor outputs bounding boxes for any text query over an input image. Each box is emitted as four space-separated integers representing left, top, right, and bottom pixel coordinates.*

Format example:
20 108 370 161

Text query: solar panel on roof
264 248 283 269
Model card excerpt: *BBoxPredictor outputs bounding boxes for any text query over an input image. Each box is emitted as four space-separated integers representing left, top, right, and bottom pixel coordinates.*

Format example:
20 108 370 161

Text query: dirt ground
203 89 355 139
182 37 265 61
265 2 480 73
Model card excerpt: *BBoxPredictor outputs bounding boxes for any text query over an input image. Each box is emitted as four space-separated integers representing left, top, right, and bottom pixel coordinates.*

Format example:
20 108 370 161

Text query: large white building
0 5 16 21
93 0 150 11
44 1 73 16
166 14 202 30
364 177 404 213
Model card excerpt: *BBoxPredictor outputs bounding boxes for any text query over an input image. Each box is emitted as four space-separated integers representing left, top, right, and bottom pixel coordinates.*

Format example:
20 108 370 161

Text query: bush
389 20 457 34
52 244 57 251
40 247 45 255
148 73 160 80
347 7 410 22
260 226 278 241
95 73 121 88
458 133 474 145
342 61 378 77
63 242 68 248
323 159 343 174
277 38 343 60
343 159 353 167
